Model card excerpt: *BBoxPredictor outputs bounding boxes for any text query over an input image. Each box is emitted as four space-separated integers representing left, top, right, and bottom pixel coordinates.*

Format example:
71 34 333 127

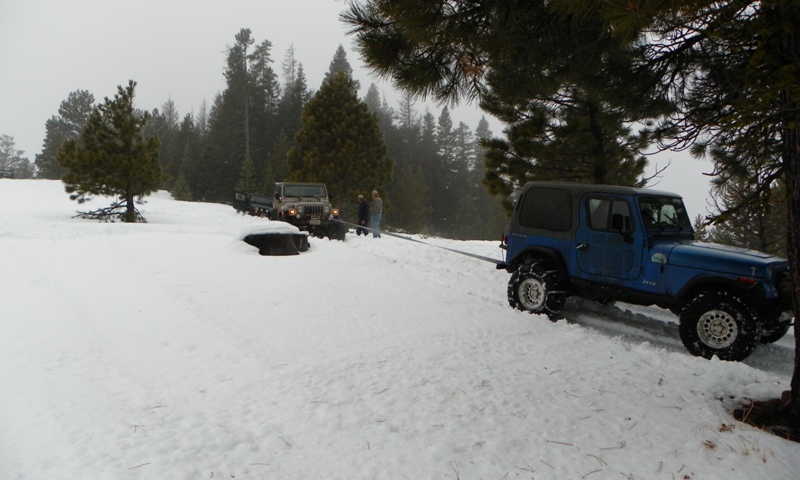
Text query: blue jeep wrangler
498 182 793 361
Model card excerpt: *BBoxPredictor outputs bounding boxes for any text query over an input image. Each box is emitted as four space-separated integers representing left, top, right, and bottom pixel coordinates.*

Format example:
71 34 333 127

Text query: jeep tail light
500 234 508 250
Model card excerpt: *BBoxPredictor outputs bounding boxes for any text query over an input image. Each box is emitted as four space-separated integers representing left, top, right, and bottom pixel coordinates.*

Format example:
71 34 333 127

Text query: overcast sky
0 0 712 214
0 0 489 156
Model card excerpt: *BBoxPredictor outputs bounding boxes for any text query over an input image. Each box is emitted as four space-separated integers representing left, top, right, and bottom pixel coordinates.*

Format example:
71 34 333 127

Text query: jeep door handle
577 243 589 251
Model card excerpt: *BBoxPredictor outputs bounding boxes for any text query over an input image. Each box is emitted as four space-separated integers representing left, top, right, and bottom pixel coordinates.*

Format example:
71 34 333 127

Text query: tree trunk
125 193 136 223
788 4 800 419
789 125 800 417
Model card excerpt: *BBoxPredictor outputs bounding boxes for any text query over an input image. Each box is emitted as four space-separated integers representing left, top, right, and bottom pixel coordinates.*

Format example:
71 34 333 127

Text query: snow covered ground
1 179 797 480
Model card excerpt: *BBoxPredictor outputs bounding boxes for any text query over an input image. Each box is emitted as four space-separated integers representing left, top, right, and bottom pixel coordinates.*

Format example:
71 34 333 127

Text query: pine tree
343 0 669 208
249 38 281 167
264 130 291 186
325 45 356 88
707 179 787 256
56 81 161 223
0 135 34 178
235 153 258 193
628 0 800 420
430 107 465 235
171 168 193 201
389 164 431 233
277 61 311 149
35 90 95 179
201 28 278 202
287 70 393 205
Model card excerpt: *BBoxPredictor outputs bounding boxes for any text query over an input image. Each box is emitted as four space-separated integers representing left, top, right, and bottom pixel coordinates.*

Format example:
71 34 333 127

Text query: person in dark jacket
356 194 369 236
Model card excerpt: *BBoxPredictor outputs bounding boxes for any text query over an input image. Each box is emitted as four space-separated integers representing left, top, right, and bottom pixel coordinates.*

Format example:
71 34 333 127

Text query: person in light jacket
369 190 382 238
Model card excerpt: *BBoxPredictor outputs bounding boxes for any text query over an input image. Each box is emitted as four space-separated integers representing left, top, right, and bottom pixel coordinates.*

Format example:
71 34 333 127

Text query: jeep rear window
518 187 571 231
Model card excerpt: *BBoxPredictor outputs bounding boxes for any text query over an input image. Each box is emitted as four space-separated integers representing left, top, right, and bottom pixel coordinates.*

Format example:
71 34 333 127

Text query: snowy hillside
0 180 797 480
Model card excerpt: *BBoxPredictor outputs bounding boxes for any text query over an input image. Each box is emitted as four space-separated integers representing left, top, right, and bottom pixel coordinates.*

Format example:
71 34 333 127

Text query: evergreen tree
389 164 431 233
627 0 800 418
707 179 787 256
265 130 292 186
363 83 395 133
171 168 193 201
277 62 311 146
36 90 95 179
343 0 670 208
0 135 34 178
287 71 393 206
159 98 182 188
235 153 258 193
248 38 281 171
201 28 279 202
466 116 509 240
692 215 711 243
430 106 465 235
56 81 161 223
325 45 356 89
175 112 204 201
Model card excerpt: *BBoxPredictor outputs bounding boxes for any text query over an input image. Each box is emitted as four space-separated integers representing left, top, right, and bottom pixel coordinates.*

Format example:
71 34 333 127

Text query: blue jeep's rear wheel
679 292 762 361
508 263 565 319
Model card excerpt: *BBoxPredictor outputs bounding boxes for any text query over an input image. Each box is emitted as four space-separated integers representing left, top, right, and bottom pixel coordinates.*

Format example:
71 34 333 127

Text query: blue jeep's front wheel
679 292 762 361
508 263 565 320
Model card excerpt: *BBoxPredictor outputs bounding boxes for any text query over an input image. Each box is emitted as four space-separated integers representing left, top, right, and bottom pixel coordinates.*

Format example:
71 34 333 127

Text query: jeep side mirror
329 193 334 200
274 193 281 201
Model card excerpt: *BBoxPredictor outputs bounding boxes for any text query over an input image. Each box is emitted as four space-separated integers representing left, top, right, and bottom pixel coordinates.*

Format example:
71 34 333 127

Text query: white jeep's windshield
639 196 691 230
283 185 327 197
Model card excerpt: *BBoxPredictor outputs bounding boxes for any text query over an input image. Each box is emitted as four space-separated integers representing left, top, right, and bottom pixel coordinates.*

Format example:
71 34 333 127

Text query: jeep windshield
638 196 691 231
283 185 327 198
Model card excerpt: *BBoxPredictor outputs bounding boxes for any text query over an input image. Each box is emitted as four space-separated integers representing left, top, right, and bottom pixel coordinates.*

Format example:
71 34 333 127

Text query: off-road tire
678 292 762 361
507 263 566 319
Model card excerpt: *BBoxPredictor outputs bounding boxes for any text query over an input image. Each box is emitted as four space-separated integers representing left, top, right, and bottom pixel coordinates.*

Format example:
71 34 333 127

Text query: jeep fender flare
673 275 765 312
508 247 569 285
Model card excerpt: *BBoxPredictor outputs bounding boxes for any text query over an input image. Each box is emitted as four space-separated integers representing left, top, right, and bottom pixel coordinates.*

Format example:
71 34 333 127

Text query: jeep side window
518 187 571 231
588 199 610 229
588 198 632 233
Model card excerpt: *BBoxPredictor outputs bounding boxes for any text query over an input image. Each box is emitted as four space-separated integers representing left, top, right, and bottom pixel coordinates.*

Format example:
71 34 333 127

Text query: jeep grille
304 205 324 215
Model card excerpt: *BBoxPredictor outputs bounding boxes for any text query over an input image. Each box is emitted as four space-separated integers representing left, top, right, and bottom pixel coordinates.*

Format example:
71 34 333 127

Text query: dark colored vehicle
233 192 273 217
497 182 793 361
0 167 15 179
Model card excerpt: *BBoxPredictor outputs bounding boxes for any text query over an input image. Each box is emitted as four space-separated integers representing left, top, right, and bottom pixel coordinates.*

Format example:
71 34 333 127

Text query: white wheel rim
697 309 738 349
519 278 545 311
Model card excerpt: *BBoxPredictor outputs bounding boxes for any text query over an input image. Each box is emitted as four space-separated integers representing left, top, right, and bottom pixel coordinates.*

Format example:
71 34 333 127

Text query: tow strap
331 219 504 265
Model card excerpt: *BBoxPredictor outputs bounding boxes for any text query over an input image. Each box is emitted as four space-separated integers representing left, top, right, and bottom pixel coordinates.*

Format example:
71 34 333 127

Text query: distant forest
24 30 508 240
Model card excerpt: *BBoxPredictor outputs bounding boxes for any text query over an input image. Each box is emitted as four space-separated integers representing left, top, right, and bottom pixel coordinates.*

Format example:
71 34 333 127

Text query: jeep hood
660 241 787 278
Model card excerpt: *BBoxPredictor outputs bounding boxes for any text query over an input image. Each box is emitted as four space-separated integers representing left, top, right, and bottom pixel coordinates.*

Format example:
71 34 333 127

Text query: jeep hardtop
498 181 793 361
